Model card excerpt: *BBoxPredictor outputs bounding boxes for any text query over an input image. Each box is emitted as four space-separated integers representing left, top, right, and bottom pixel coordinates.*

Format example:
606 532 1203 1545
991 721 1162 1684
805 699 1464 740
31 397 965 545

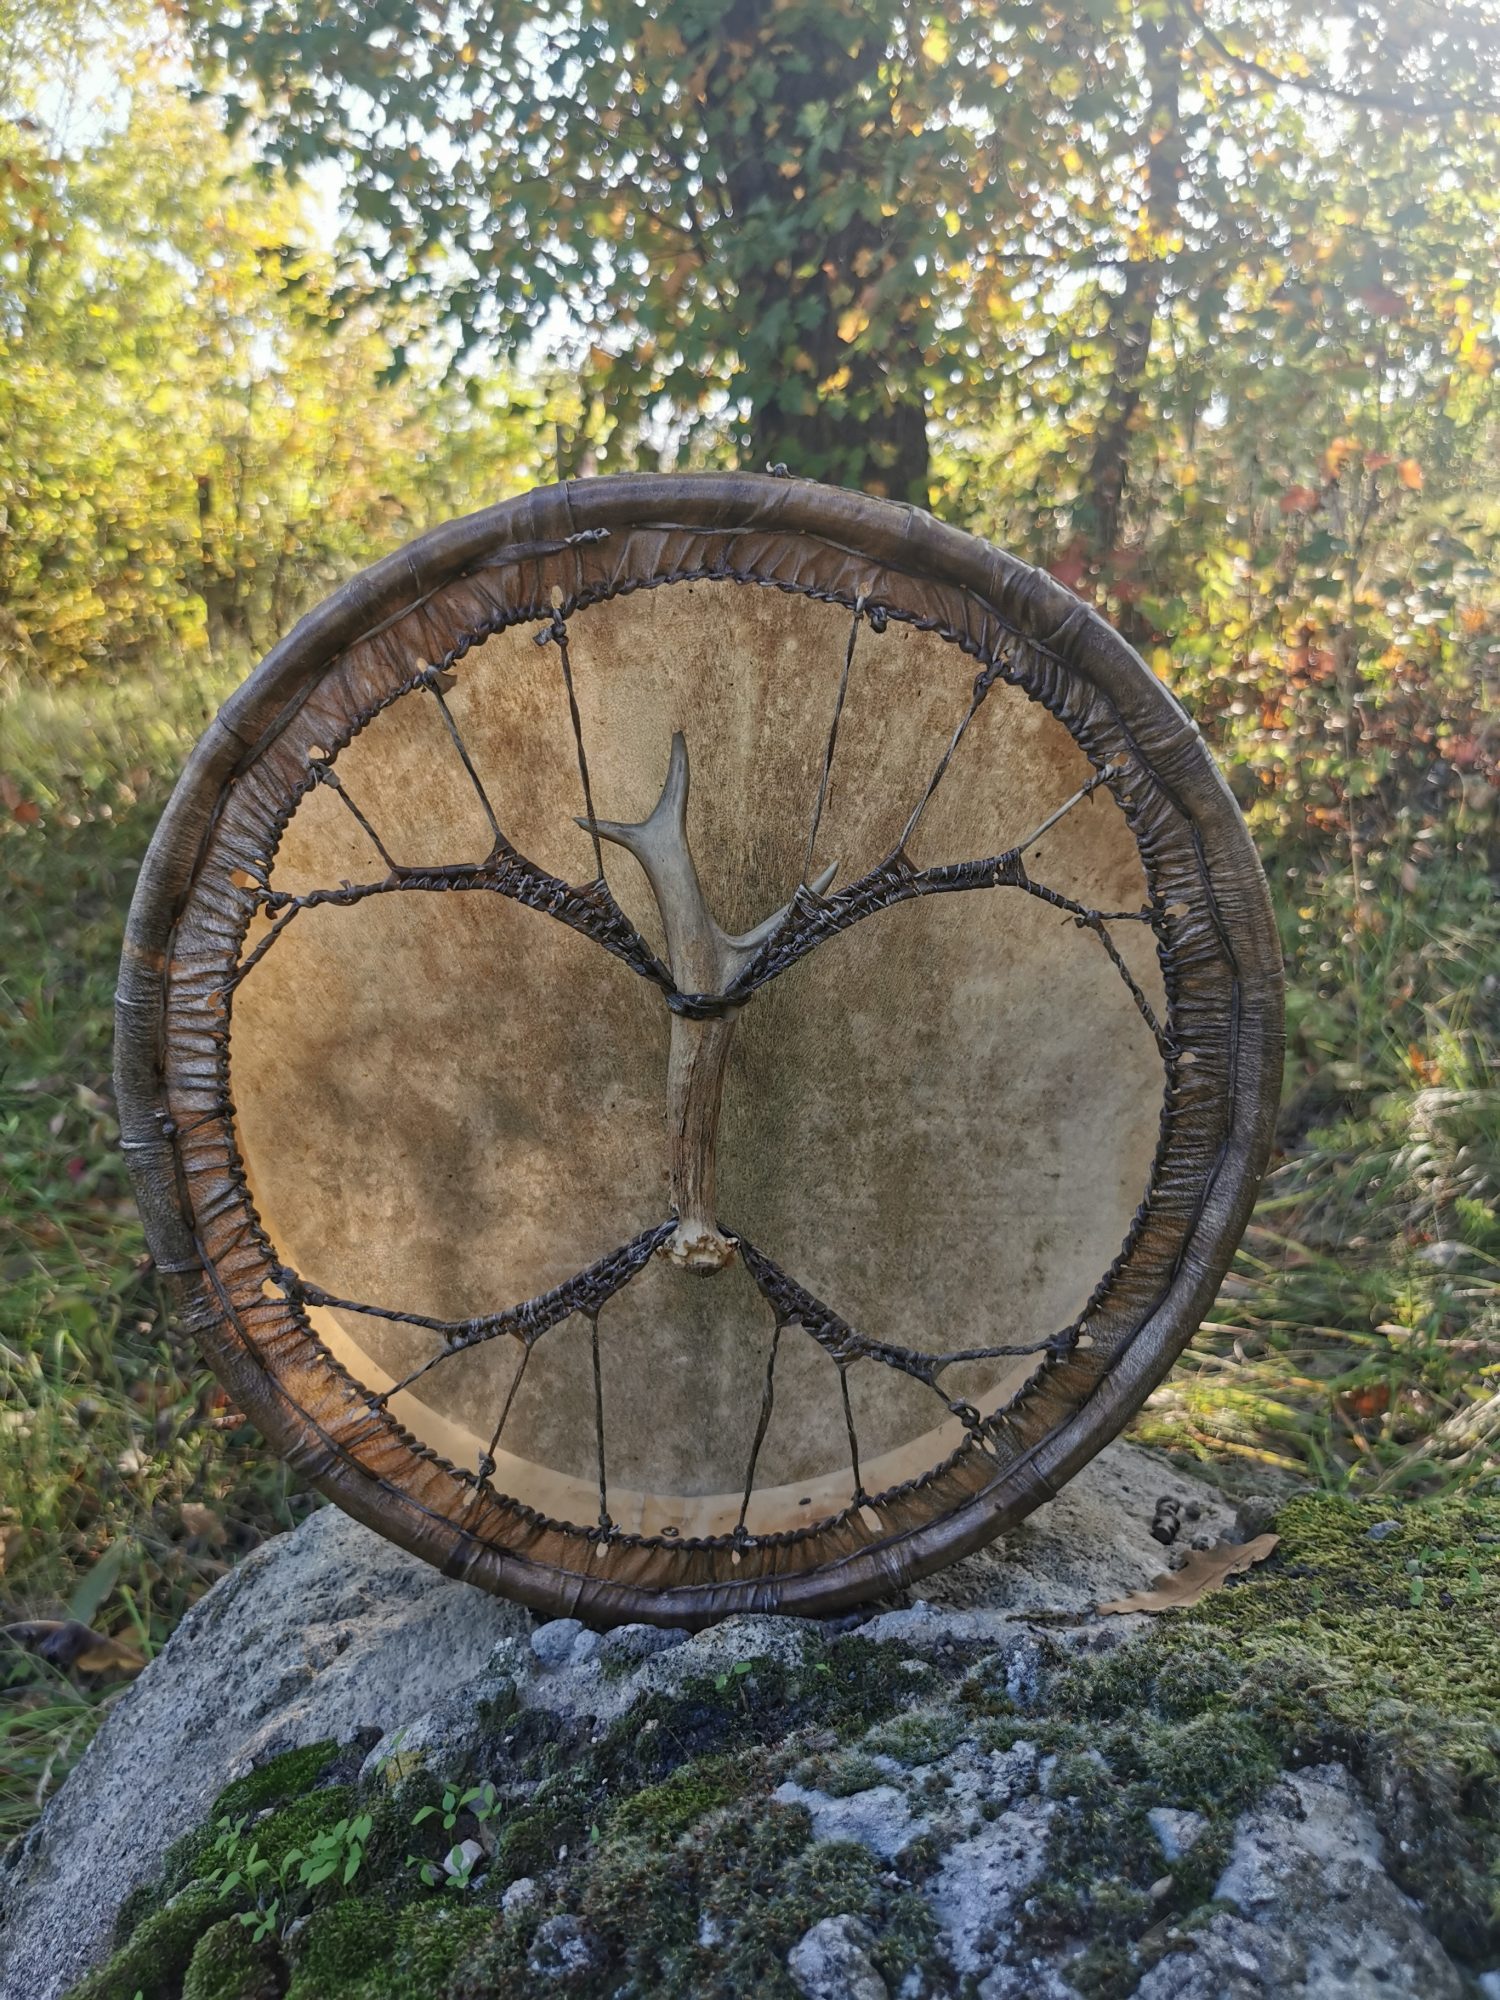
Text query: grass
1 652 1495 1859
1138 837 1499 1495
1 655 320 1848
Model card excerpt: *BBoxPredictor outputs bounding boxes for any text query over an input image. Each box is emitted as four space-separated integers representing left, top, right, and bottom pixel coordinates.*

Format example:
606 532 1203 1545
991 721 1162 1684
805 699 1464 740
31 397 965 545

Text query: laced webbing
226 586 1173 1540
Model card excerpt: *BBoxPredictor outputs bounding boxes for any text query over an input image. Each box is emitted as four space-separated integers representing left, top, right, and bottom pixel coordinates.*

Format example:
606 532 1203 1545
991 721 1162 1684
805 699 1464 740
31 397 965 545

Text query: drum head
117 475 1282 1624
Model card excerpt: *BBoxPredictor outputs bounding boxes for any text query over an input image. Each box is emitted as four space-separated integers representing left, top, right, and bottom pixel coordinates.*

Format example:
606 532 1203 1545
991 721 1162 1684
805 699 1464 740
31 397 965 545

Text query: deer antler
581 732 834 1272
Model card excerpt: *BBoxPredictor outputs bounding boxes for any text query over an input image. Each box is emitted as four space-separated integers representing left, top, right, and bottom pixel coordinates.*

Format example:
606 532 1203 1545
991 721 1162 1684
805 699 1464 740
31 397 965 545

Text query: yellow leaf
837 306 869 344
1396 458 1423 491
922 20 949 63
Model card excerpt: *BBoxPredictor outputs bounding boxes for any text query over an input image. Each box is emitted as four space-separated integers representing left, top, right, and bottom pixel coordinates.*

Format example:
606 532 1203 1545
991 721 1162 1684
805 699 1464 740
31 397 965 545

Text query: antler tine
726 860 838 963
579 732 833 1275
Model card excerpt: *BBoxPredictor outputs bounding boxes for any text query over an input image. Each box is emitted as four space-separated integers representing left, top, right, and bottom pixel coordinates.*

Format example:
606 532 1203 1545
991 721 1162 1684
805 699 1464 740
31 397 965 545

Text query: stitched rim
116 472 1284 1626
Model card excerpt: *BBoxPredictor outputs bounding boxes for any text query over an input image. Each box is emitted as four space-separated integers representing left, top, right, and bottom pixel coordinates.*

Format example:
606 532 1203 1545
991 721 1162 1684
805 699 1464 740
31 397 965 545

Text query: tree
182 0 1500 521
0 5 558 677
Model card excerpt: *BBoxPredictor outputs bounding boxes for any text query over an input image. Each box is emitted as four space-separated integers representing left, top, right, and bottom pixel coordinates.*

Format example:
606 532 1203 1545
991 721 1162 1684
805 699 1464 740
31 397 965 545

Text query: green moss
287 1898 496 2000
790 1749 890 1798
608 1753 743 1840
589 1637 938 1798
113 1825 217 1946
863 1708 967 1767
181 1918 279 2000
493 1777 591 1880
243 1784 357 1873
1173 1495 1500 1726
392 1904 499 1988
285 1899 398 1997
564 1801 937 1999
1130 1712 1280 1817
70 1883 227 2000
213 1741 339 1822
1016 1490 1500 1988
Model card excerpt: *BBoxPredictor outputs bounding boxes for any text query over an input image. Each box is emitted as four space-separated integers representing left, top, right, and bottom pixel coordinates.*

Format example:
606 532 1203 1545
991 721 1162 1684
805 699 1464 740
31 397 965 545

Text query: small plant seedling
408 1780 499 1889
412 1781 498 1835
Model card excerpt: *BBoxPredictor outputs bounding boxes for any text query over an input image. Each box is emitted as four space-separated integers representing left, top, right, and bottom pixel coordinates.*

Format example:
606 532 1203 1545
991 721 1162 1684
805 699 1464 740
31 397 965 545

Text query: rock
1366 1519 1401 1541
527 1912 602 1982
0 1505 527 2000
1415 1239 1470 1269
787 1914 889 2000
0 1441 1260 2000
1147 1805 1209 1862
531 1617 590 1667
927 1800 1056 1975
442 1837 483 1882
1133 1912 1304 1997
896 1443 1239 1627
502 1875 538 1915
979 1965 1082 2000
357 1633 532 1782
771 1780 921 1859
597 1622 688 1669
1135 1765 1468 1998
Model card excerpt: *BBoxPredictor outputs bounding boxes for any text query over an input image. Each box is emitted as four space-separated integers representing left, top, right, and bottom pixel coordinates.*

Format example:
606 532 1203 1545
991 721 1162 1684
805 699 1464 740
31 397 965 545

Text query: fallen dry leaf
179 1502 226 1543
1098 1534 1280 1616
2 1619 147 1675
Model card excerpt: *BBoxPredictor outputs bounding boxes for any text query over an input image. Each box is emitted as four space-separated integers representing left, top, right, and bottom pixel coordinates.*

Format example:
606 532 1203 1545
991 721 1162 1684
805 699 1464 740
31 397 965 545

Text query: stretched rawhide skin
115 474 1283 1625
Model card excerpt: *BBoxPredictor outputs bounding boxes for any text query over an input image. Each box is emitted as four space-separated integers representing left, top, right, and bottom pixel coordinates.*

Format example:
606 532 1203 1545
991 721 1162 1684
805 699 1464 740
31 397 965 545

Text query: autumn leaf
1279 485 1319 515
3 1619 146 1675
1098 1534 1279 1615
1396 458 1424 490
179 1502 227 1543
1338 1381 1391 1423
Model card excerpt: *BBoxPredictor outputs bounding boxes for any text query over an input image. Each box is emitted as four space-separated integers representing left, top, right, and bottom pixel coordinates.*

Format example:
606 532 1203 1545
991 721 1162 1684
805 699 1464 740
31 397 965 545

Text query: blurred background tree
1 0 561 681
1 0 1496 1852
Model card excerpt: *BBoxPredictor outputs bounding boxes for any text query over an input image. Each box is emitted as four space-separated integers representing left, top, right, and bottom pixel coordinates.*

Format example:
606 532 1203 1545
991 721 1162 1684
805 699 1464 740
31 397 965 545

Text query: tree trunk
1084 19 1182 563
695 1 931 505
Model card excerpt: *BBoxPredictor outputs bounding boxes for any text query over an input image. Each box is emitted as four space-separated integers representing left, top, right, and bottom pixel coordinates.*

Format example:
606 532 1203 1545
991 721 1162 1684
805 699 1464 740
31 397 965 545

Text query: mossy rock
60 1491 1500 2000
181 1918 281 2000
70 1883 228 2000
287 1898 496 2000
607 1752 745 1841
213 1741 341 1822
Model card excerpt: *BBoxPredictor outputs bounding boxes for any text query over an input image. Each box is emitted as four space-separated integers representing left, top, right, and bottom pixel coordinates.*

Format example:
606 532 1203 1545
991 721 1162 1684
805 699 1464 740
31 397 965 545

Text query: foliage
0 7 559 680
179 0 1500 515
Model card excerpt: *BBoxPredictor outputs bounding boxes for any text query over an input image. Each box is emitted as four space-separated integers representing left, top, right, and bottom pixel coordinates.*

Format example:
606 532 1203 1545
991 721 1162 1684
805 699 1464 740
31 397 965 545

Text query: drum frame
116 473 1283 1625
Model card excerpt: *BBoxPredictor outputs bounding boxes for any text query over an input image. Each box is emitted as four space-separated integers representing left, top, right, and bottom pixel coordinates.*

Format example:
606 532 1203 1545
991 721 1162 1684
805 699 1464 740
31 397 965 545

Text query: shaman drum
116 474 1283 1625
